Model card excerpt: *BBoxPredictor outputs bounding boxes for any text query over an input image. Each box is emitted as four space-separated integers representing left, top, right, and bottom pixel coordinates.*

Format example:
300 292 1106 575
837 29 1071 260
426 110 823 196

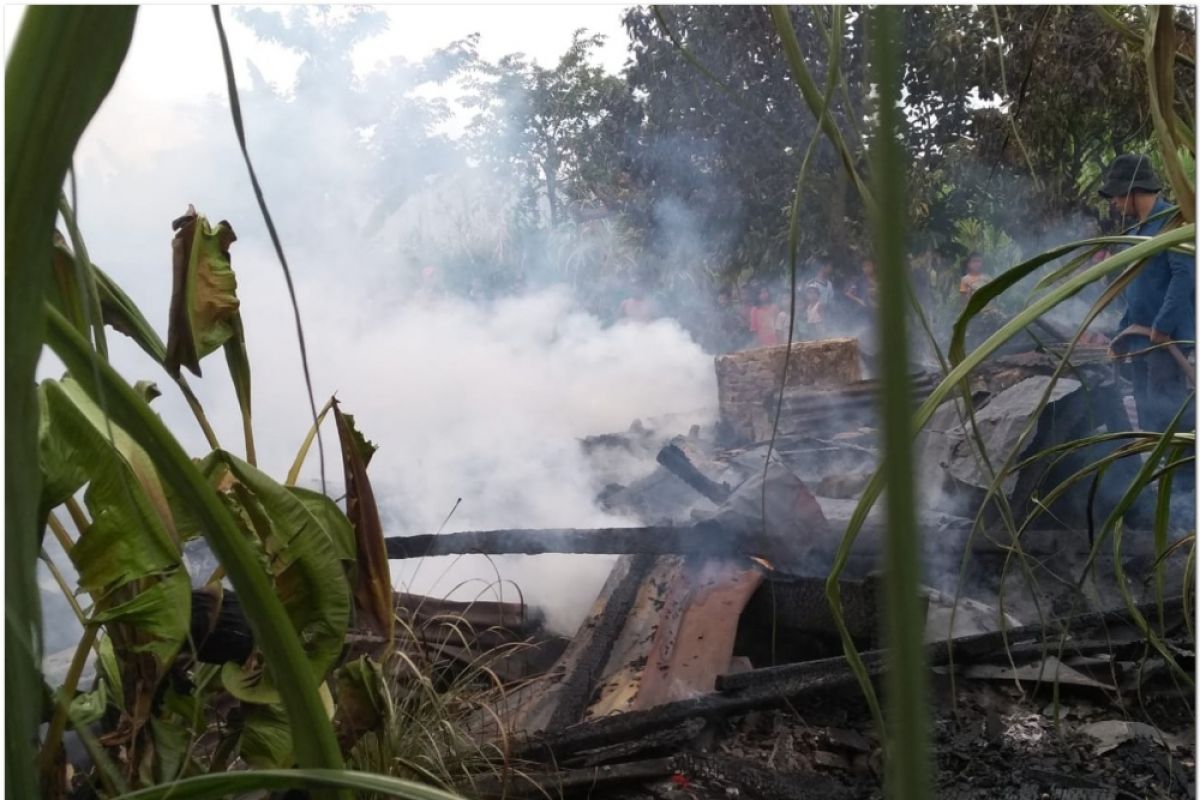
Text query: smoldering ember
18 6 1197 800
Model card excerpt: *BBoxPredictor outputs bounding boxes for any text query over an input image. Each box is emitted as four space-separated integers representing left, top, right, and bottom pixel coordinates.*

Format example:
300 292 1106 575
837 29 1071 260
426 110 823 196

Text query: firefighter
1099 153 1195 435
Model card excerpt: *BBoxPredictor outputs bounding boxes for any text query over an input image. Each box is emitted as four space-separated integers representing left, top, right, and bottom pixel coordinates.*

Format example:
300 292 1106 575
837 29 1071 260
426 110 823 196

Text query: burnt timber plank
384 525 1169 560
517 596 1186 762
632 558 763 709
384 523 768 558
545 554 658 730
716 594 1186 692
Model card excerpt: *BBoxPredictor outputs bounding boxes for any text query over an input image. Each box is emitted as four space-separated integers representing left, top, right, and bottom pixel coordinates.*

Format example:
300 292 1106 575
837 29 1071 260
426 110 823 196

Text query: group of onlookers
611 249 1000 354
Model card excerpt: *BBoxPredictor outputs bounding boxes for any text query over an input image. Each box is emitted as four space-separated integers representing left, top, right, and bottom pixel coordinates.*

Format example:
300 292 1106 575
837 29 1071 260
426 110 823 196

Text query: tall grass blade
824 225 1193 733
1105 400 1195 686
1145 7 1195 221
5 8 136 797
212 5 326 492
768 5 875 215
288 396 336 486
58 191 109 357
868 7 930 797
112 768 463 800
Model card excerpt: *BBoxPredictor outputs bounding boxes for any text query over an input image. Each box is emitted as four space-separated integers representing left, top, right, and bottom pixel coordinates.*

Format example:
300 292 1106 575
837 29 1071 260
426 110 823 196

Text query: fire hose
1107 323 1196 388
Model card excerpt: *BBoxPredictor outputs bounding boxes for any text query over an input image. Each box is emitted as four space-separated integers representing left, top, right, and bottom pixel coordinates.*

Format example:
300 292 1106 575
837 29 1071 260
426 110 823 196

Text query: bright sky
4 5 631 169
4 5 630 94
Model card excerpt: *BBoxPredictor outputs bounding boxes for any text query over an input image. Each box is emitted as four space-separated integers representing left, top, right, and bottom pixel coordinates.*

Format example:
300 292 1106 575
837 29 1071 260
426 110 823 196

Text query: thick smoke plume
236 281 716 634
28 8 723 642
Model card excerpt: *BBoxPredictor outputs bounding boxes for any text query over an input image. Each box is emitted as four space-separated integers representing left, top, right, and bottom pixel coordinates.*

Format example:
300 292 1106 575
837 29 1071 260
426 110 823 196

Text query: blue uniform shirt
1118 197 1195 343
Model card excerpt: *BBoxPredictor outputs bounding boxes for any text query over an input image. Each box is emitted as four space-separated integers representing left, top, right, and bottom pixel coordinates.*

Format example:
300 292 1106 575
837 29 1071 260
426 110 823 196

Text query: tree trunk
543 151 561 228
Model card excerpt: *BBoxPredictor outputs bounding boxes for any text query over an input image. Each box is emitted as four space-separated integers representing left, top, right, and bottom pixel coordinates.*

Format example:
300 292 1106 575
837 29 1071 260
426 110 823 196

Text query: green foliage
41 378 190 681
464 30 632 234
205 450 353 685
9 7 480 800
342 626 533 799
864 8 931 797
107 769 465 800
36 213 471 796
749 6 1198 796
950 218 1023 272
44 303 349 785
6 8 137 797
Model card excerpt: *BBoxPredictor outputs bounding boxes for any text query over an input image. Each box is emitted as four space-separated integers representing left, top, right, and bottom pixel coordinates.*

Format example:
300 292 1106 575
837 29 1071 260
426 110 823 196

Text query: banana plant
36 193 415 794
9 6 449 799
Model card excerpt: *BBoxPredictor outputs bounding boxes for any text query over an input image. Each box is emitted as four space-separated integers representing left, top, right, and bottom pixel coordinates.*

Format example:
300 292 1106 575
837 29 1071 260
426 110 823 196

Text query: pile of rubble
381 339 1194 799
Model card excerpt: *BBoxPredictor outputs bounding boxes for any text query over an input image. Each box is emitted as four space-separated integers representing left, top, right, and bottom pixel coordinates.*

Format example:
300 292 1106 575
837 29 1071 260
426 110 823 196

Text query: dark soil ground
598 668 1194 800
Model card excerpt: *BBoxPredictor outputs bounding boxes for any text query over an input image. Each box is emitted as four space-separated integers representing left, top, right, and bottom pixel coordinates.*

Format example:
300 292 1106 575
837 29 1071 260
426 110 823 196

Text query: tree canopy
236 5 1195 298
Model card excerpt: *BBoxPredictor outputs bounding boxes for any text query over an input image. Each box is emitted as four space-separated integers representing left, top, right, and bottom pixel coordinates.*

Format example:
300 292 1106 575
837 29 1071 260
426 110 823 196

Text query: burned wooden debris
384 523 777 559
482 594 1192 799
379 343 1193 799
655 443 731 503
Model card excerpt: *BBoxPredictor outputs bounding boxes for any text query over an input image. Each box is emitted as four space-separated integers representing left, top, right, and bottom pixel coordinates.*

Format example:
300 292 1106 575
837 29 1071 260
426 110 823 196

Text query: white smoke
135 261 717 634
27 7 721 643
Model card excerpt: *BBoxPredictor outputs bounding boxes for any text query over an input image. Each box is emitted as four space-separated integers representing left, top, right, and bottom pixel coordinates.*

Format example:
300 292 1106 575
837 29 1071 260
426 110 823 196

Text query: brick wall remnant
714 338 862 444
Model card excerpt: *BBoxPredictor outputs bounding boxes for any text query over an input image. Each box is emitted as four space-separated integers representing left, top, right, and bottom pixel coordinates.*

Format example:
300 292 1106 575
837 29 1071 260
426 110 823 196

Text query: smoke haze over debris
25 6 720 636
22 6 1178 644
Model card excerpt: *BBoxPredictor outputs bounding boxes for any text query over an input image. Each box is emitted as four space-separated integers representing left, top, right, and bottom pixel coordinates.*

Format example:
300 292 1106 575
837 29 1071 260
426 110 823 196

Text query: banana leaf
232 682 335 770
144 713 190 787
239 703 293 769
334 656 391 749
38 378 189 723
202 451 352 689
165 206 240 377
94 263 167 363
47 232 89 341
6 9 136 795
224 312 256 463
45 305 346 773
111 768 463 800
334 404 392 643
40 378 179 544
290 486 356 565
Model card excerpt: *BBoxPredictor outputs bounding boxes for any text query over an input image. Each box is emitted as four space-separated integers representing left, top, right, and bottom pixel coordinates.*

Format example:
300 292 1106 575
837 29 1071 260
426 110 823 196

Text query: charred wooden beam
384 524 1159 561
518 664 857 762
385 522 774 559
716 594 1187 692
569 717 706 768
520 596 1185 762
395 592 532 632
655 444 732 504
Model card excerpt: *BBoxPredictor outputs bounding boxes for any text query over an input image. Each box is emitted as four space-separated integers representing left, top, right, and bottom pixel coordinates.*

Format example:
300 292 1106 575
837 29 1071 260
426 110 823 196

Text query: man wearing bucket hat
1099 153 1195 436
